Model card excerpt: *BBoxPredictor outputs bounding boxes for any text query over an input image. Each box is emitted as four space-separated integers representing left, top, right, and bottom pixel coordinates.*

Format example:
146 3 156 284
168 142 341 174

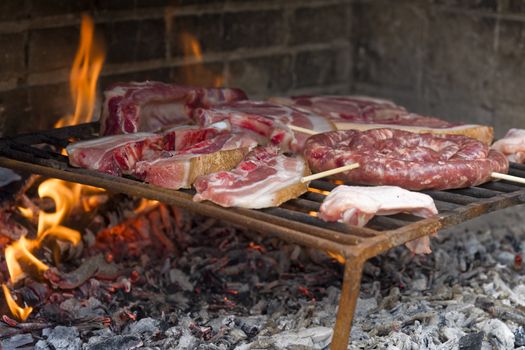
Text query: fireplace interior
1 1 525 349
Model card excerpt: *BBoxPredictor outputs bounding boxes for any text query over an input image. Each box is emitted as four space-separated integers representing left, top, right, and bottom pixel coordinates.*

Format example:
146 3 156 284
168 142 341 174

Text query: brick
29 0 91 17
294 48 350 89
432 0 498 12
0 88 30 137
0 0 30 21
228 55 292 97
102 19 165 64
223 10 286 50
170 14 224 58
423 11 496 103
0 33 26 82
493 20 525 104
28 83 73 130
170 62 224 87
290 4 349 46
29 26 79 73
493 101 525 138
354 0 427 91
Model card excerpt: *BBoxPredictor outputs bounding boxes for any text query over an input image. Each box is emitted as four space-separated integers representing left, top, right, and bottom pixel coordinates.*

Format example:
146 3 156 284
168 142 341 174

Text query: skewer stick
288 124 319 135
491 172 525 185
301 163 360 183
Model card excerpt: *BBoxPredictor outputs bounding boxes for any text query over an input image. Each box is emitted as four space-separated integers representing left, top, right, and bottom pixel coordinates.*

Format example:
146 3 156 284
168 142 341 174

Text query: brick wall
0 0 353 136
353 0 525 138
1 0 523 138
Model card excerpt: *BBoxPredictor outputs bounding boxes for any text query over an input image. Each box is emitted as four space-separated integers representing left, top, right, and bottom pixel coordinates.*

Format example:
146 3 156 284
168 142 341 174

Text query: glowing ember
180 32 224 87
55 14 105 128
2 284 32 321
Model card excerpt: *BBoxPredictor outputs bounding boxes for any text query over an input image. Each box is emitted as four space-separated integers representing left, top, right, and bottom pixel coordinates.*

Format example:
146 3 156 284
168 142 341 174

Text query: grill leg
330 258 364 350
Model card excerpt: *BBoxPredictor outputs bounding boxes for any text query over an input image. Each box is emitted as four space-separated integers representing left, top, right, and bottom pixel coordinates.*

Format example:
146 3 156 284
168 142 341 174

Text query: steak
270 95 493 144
100 81 247 135
304 129 509 190
193 100 334 153
193 146 310 208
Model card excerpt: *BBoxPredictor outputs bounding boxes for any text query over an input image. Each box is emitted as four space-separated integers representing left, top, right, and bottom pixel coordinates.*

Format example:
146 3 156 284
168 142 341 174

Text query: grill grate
1 122 524 349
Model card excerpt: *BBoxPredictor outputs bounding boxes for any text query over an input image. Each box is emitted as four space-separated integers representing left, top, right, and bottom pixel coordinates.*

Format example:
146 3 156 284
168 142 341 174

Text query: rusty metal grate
1 122 525 349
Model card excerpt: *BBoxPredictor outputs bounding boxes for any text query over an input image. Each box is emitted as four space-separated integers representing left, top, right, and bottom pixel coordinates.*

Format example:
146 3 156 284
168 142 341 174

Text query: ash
2 195 525 350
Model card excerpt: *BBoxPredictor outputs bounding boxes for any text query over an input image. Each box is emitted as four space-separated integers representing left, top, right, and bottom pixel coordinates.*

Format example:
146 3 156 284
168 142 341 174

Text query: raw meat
67 133 163 176
491 128 525 163
270 95 493 144
100 81 247 135
134 133 258 189
304 129 509 190
193 146 310 208
193 100 335 153
319 185 438 254
162 121 230 151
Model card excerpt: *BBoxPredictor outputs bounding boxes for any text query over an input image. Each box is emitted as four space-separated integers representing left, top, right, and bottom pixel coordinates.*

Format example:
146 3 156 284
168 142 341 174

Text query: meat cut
319 185 438 226
491 128 525 164
193 146 310 208
270 95 493 144
67 122 231 176
100 81 247 135
67 133 164 176
193 100 334 153
319 185 438 254
304 129 509 190
134 133 258 189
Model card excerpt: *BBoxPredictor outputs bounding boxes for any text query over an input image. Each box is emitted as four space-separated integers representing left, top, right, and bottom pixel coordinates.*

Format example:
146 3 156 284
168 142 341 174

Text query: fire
327 251 346 264
55 14 105 128
180 32 224 87
308 187 330 196
2 284 32 321
135 199 160 213
3 15 106 321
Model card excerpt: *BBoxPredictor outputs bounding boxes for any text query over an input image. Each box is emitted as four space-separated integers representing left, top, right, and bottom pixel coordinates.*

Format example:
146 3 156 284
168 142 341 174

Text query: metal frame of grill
1 122 525 350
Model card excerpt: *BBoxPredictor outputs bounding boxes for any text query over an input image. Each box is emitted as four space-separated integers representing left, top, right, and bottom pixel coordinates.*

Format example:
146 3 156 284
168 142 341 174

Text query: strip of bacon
319 185 438 254
193 146 310 208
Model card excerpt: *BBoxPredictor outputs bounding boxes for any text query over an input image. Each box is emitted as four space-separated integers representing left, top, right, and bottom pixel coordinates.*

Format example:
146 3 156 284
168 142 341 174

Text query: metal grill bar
1 122 525 350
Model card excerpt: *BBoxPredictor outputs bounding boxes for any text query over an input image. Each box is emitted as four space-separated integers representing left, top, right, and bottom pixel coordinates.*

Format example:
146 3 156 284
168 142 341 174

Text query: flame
135 199 160 213
180 32 223 87
55 15 105 128
327 251 346 264
2 284 32 321
308 188 330 196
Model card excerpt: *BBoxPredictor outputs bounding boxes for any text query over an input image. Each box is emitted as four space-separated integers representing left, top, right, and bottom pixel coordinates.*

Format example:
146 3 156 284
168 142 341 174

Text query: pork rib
193 100 334 153
271 95 493 144
100 81 247 135
491 128 525 164
193 146 310 208
134 133 258 190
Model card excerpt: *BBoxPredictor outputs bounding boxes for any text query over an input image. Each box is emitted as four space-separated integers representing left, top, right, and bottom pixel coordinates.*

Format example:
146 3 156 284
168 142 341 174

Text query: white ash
12 203 525 350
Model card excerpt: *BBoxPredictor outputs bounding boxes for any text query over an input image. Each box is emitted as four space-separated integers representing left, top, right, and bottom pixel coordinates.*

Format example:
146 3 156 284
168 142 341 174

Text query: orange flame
2 284 32 321
55 14 105 128
3 16 106 319
180 32 224 87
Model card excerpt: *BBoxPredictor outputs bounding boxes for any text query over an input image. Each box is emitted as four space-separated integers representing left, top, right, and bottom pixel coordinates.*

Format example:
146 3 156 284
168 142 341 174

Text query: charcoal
0 167 21 187
83 335 142 350
125 317 160 337
481 319 514 350
1 333 33 350
169 268 193 292
40 326 82 350
60 297 105 319
458 332 484 350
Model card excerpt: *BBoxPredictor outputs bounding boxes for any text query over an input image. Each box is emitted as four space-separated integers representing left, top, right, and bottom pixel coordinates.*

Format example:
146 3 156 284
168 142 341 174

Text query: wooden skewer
301 163 360 183
288 124 319 135
491 172 525 185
